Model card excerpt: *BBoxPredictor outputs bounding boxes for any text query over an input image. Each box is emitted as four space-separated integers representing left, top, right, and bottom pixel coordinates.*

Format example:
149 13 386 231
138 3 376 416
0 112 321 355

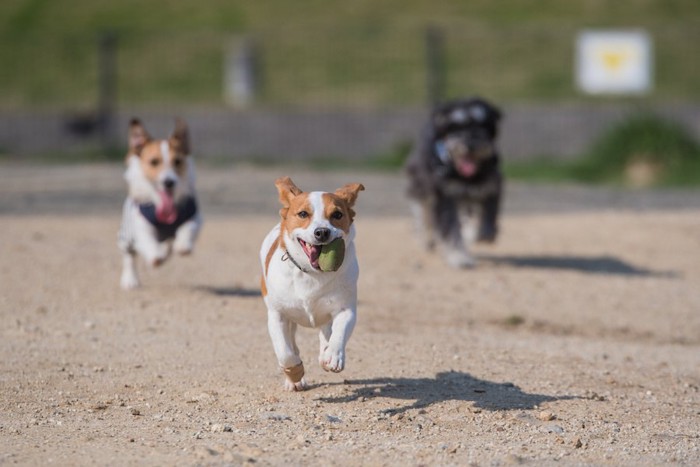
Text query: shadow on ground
480 254 677 278
319 370 578 414
195 285 261 297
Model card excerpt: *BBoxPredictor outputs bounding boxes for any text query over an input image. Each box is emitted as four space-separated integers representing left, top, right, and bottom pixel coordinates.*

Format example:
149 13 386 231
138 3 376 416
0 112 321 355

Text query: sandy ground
1 164 699 466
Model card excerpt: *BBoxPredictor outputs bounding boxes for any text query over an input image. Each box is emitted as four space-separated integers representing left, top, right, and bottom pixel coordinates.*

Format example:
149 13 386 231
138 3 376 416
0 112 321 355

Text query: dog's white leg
440 202 475 268
319 307 356 373
120 252 140 290
267 310 307 391
173 215 201 255
443 243 475 268
459 204 478 246
134 224 171 267
410 199 436 251
442 229 475 268
318 323 332 367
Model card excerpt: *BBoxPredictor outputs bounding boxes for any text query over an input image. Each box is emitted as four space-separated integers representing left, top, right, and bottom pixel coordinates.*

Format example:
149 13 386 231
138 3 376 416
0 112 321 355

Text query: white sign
576 30 653 95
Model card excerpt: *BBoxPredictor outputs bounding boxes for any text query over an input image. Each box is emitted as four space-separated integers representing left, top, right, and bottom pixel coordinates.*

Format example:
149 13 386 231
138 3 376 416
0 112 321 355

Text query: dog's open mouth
455 159 477 177
298 239 321 270
156 189 177 224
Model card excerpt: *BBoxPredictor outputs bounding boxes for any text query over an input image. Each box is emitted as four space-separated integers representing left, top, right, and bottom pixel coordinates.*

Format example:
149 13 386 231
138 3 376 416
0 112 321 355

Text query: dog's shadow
319 371 576 414
194 285 261 297
480 254 677 278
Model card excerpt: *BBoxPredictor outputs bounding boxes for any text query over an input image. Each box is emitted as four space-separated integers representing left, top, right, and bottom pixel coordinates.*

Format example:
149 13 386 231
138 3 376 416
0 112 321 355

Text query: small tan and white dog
260 177 364 391
118 118 202 290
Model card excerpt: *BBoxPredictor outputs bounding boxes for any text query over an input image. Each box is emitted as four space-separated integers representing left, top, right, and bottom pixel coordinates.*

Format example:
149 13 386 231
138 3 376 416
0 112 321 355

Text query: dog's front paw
320 348 345 373
147 246 171 267
120 272 140 290
445 250 475 269
173 238 194 256
174 246 193 256
283 377 308 392
282 363 307 391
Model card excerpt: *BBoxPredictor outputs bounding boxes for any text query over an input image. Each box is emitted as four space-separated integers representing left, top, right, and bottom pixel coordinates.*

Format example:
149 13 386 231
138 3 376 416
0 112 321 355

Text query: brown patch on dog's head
322 183 365 232
129 118 191 183
275 177 314 238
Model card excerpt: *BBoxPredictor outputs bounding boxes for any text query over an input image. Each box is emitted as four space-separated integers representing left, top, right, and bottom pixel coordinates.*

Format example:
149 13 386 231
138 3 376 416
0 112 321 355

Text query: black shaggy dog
405 97 503 268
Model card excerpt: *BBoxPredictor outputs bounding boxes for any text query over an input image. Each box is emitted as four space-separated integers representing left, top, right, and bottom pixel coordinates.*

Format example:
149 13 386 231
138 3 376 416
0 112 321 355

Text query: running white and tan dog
260 177 364 391
118 118 202 290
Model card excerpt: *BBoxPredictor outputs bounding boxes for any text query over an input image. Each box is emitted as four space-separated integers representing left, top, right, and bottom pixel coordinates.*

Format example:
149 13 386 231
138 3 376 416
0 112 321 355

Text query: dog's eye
331 211 343 220
173 158 183 168
297 211 309 219
149 159 161 167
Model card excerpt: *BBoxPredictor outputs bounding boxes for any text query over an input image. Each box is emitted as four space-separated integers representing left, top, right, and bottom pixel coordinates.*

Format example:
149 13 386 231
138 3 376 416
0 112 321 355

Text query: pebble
538 411 555 421
547 424 565 434
263 412 291 421
210 423 232 433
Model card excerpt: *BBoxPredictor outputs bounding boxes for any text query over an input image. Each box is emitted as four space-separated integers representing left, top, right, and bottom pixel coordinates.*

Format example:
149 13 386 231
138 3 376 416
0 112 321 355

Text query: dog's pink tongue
308 245 321 269
301 242 321 269
457 160 477 177
156 191 177 224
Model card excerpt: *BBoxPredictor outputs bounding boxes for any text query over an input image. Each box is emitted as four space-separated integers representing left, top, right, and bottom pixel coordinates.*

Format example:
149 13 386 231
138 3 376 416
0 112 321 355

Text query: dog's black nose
163 178 176 189
314 228 331 243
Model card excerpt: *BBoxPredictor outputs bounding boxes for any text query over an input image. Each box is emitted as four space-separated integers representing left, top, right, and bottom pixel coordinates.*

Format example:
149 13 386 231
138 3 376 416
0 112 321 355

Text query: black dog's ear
432 109 449 132
472 98 503 123
431 102 457 134
488 103 503 122
483 102 503 138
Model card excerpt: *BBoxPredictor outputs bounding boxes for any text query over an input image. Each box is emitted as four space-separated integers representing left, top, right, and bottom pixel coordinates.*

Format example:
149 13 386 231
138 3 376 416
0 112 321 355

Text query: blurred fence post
425 26 446 108
225 36 260 109
97 30 117 150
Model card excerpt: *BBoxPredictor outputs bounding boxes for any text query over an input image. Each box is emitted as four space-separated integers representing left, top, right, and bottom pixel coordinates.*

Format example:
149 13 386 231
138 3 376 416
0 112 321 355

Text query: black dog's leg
478 190 500 242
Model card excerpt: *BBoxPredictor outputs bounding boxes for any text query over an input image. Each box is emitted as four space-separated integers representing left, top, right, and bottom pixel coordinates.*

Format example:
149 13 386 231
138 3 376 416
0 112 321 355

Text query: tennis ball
318 238 345 272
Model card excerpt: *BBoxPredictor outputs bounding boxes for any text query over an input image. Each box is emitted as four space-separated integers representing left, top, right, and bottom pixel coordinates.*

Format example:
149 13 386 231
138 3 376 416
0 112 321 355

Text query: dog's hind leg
120 252 140 290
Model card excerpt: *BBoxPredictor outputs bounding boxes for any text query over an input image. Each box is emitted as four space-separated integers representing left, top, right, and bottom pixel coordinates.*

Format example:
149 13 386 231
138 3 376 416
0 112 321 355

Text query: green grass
505 113 700 187
1 0 699 108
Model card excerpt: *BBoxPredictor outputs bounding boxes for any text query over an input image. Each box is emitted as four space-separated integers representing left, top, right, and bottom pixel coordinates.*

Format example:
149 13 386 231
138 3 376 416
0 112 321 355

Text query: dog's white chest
266 271 347 328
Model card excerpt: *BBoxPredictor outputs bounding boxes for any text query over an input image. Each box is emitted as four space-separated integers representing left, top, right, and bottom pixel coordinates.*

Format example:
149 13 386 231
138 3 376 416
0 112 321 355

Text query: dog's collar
281 249 310 273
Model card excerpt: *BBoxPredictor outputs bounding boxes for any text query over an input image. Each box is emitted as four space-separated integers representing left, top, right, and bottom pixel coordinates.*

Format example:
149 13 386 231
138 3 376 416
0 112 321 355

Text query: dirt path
1 165 699 465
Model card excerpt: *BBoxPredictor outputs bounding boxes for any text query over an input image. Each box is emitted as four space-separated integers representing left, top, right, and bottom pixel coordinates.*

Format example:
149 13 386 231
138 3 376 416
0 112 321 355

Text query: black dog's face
432 99 501 178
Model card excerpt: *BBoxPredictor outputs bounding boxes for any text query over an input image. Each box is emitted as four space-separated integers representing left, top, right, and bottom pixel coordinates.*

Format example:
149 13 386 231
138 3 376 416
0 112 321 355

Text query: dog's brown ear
334 183 364 221
334 183 364 207
275 176 303 218
170 118 190 155
128 118 151 158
